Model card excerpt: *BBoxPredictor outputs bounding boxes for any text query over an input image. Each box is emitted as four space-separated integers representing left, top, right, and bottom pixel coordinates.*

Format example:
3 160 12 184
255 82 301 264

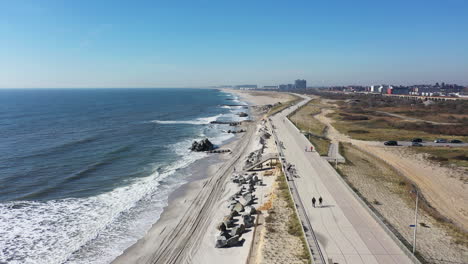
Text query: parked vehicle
384 141 398 146
411 142 423 147
434 139 448 143
449 139 462 143
411 138 423 143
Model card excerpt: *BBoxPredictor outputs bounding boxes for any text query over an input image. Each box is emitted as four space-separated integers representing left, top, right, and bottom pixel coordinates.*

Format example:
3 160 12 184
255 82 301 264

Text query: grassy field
289 99 324 134
328 111 468 142
411 147 468 168
375 106 468 125
308 91 468 125
289 99 331 155
267 94 301 116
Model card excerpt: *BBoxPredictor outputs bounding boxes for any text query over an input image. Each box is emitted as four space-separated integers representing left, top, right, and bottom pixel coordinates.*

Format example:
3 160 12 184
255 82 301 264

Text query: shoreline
112 90 253 263
112 89 291 264
113 122 255 264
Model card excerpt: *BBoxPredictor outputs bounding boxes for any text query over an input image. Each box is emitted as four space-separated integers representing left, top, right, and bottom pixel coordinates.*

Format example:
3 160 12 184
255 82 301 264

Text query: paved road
271 96 415 264
385 141 467 147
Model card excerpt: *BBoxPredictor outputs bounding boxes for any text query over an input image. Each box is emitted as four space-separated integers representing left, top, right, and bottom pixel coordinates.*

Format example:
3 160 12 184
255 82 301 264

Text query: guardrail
245 211 261 264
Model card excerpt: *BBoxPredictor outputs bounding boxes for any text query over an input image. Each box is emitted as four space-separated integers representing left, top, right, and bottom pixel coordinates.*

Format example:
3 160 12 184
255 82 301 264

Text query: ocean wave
0 144 208 264
150 114 223 125
4 136 99 163
14 146 132 200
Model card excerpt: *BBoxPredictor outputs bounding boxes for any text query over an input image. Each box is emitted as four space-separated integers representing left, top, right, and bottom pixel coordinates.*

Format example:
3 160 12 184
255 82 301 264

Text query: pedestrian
312 197 316 208
305 146 307 152
319 196 323 207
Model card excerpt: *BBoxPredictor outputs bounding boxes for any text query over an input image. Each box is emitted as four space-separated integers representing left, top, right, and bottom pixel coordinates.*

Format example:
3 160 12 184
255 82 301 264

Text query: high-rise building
294 79 307 89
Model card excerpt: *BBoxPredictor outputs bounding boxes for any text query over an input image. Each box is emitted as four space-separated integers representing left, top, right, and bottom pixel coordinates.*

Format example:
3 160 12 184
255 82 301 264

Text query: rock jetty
190 138 214 152
226 129 246 134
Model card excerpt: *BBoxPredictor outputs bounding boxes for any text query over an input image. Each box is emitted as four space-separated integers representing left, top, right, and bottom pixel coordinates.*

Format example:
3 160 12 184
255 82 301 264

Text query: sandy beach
112 89 291 264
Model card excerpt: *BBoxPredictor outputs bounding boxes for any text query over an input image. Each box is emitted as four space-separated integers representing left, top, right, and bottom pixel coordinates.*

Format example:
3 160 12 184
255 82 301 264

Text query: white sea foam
0 139 209 264
211 132 234 145
151 114 222 125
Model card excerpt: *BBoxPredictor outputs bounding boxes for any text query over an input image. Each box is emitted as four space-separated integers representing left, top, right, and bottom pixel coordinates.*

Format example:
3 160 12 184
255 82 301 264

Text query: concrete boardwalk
271 96 414 264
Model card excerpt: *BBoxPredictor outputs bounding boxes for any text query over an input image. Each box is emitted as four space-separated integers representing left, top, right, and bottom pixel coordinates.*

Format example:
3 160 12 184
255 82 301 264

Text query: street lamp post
412 189 419 254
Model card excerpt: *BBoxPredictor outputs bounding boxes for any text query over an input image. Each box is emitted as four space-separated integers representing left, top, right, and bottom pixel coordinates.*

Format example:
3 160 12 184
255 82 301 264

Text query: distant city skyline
1 0 468 88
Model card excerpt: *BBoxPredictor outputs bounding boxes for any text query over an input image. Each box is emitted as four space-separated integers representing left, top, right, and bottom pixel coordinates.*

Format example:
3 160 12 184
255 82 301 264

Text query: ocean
0 88 247 264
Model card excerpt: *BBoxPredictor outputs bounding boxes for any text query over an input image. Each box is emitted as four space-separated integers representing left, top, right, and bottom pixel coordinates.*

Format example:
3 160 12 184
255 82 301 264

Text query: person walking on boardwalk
312 197 316 208
319 196 323 207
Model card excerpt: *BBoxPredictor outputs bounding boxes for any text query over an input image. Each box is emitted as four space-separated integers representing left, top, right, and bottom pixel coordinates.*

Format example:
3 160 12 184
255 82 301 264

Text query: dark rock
243 214 255 228
230 224 246 237
226 235 241 247
217 222 227 232
190 138 214 152
215 235 228 248
237 112 249 117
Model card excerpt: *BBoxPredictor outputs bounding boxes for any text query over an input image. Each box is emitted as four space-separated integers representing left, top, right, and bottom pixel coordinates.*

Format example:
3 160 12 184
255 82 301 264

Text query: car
411 138 423 143
411 142 423 147
384 141 398 146
449 139 462 143
434 139 448 143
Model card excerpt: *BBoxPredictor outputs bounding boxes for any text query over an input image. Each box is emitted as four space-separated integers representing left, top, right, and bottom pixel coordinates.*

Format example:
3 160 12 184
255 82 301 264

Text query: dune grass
276 170 311 263
289 99 331 155
267 94 301 116
329 111 468 142
411 147 468 168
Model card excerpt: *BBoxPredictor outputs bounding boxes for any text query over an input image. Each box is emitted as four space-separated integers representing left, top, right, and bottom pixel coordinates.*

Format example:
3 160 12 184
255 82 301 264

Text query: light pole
411 188 419 255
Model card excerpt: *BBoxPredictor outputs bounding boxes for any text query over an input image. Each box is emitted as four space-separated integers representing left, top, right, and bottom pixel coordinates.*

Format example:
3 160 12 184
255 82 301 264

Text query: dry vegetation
267 94 302 117
337 143 468 264
410 147 468 169
328 109 468 142
306 91 468 123
297 91 468 142
259 170 310 264
288 99 331 155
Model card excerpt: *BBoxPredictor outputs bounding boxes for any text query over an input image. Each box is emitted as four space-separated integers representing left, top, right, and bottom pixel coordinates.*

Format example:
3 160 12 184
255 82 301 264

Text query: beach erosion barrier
215 123 271 249
208 149 231 153
215 171 262 248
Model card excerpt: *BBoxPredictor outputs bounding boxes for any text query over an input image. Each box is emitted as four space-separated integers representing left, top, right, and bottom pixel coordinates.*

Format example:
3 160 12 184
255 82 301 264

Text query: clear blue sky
1 0 467 88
